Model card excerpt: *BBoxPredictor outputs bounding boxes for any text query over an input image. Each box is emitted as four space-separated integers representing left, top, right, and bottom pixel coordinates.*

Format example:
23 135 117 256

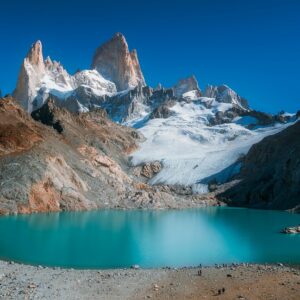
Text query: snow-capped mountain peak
13 39 119 113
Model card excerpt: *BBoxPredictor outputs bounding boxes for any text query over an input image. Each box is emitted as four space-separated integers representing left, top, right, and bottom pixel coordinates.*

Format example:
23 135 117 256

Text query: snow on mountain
13 39 122 113
173 76 201 98
130 97 291 193
12 35 295 195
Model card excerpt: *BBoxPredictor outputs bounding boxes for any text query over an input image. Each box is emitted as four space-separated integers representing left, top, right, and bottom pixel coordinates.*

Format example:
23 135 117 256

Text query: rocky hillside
0 96 222 215
220 121 300 212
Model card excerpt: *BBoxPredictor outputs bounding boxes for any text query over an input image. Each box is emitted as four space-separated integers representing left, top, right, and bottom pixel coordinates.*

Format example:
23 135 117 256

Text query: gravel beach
0 261 299 299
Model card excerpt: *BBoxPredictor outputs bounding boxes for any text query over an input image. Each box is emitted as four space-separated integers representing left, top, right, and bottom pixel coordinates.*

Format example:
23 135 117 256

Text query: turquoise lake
0 207 299 269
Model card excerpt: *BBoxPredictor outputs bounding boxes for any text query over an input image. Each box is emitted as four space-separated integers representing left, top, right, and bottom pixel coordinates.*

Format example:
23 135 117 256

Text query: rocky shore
0 260 299 299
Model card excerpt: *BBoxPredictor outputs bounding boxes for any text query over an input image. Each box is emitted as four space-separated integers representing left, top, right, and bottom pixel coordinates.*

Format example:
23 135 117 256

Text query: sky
1 0 300 113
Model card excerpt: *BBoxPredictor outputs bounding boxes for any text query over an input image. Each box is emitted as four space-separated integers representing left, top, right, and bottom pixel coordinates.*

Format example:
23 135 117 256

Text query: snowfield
130 99 292 193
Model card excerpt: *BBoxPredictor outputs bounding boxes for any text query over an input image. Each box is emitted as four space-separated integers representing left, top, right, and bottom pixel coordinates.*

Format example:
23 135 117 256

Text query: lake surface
0 207 299 269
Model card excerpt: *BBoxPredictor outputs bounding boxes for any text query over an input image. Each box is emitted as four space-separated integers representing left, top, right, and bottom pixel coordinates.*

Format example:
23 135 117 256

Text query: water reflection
0 208 299 268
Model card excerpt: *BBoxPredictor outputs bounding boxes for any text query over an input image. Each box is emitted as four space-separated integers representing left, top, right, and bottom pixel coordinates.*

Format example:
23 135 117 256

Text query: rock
130 265 140 270
31 98 64 133
13 41 45 112
204 84 249 109
149 100 176 119
91 33 146 91
221 121 300 212
141 161 162 178
173 75 201 98
281 226 300 234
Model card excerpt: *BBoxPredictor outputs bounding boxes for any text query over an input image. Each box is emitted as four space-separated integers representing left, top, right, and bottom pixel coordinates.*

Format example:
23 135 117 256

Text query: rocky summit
1 32 299 214
91 32 146 91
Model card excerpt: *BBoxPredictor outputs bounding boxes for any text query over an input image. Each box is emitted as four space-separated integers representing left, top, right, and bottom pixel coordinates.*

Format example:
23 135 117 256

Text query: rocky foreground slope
0 96 224 215
220 120 300 212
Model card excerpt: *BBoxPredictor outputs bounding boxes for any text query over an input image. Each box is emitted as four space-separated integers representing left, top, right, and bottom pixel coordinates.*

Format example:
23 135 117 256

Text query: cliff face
221 121 300 212
91 33 146 91
173 75 201 98
13 41 45 111
13 41 76 113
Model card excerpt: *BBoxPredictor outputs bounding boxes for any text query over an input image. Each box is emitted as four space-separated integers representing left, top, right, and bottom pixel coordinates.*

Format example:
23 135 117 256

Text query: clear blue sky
1 0 300 113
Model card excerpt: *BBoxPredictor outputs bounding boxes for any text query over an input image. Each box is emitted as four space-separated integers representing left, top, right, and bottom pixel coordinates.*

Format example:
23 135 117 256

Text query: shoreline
0 260 299 299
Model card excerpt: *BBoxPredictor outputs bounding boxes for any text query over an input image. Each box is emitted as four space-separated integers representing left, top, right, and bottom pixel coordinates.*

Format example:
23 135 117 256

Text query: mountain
91 32 146 91
173 75 201 99
0 96 223 215
7 33 300 213
13 41 117 113
220 120 300 212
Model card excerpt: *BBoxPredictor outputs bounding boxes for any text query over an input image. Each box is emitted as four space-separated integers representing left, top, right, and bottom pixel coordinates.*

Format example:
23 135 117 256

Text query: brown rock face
91 33 146 91
0 97 43 155
25 40 44 71
141 161 162 178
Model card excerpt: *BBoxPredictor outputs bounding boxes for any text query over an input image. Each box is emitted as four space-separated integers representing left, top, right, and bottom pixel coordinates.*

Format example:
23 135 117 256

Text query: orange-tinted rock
91 33 146 91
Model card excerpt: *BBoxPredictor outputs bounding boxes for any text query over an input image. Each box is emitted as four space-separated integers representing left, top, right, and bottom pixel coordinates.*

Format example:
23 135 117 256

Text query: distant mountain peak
173 75 201 98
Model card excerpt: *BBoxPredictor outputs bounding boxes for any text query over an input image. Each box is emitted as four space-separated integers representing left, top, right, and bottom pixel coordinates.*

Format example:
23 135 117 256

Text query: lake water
0 207 299 269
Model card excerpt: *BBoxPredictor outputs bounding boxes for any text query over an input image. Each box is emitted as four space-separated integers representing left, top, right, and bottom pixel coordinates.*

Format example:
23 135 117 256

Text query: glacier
129 97 294 193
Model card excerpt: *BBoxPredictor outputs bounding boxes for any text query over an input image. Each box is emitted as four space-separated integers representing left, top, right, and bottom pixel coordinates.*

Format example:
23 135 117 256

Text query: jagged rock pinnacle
91 33 146 91
173 75 201 97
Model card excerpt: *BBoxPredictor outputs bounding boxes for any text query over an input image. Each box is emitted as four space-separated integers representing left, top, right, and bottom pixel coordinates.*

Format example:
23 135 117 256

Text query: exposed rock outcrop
140 161 162 178
281 225 300 234
173 75 201 98
204 84 249 110
0 97 43 155
91 33 146 91
221 121 300 212
149 100 176 119
13 40 117 114
13 41 45 112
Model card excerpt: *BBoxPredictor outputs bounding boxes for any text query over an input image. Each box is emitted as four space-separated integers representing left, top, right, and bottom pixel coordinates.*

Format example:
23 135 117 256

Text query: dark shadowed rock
221 121 300 212
149 100 176 119
31 99 64 133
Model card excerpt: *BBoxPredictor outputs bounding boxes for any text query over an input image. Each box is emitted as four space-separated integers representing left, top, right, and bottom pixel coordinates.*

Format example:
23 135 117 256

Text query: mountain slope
0 97 222 215
130 95 293 193
220 121 300 212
